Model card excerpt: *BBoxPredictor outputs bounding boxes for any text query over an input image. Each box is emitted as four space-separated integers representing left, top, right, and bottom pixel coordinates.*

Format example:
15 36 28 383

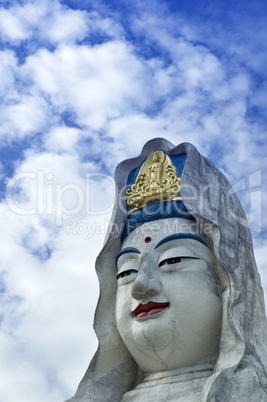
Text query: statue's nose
131 264 162 299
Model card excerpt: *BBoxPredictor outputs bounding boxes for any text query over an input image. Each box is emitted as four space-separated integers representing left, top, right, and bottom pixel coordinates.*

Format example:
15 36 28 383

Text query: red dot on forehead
144 236 152 243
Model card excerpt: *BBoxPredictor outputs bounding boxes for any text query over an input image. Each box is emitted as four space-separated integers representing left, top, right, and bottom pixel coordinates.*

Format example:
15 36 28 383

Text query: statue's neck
121 360 216 402
143 359 215 383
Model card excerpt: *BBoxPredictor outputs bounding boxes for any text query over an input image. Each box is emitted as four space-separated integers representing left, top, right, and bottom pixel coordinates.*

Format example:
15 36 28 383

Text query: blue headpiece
121 150 195 241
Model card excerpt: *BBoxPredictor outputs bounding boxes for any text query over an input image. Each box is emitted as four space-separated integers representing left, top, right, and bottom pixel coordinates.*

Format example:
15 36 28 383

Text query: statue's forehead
120 218 214 264
122 218 200 247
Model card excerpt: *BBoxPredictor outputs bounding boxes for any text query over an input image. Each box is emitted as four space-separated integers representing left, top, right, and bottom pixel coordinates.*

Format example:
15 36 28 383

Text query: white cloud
0 95 51 140
0 1 50 43
0 0 123 47
0 212 100 401
0 145 111 400
0 1 88 45
21 40 157 130
0 50 18 99
44 7 89 44
0 7 32 42
44 126 82 153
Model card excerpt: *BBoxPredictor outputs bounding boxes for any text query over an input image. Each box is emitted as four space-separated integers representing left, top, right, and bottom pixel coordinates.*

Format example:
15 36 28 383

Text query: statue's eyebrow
154 233 208 249
116 247 141 265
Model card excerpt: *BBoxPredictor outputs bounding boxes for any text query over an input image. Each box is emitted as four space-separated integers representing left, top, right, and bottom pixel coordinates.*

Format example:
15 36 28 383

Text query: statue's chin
127 318 174 352
122 313 221 374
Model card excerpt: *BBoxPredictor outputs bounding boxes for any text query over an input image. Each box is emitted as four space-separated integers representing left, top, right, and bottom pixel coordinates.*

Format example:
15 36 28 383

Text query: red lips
132 301 169 318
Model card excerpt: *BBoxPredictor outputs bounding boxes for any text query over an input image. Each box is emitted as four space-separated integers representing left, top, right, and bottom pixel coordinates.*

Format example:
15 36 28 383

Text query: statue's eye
117 269 138 280
159 256 199 267
159 257 181 267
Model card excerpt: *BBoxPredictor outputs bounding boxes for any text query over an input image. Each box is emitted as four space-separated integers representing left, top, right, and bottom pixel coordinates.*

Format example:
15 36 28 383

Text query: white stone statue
66 139 267 401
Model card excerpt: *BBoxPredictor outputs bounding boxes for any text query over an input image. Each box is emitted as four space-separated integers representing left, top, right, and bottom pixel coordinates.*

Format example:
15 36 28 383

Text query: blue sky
0 0 267 401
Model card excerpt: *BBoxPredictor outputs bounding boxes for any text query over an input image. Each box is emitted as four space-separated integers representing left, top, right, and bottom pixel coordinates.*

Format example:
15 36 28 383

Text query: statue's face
115 218 222 374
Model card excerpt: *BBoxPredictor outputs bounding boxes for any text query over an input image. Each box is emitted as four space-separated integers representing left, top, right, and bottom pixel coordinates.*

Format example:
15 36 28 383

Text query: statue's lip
132 301 170 318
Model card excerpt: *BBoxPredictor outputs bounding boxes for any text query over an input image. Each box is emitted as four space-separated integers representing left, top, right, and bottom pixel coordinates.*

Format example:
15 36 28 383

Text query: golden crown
125 150 182 215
